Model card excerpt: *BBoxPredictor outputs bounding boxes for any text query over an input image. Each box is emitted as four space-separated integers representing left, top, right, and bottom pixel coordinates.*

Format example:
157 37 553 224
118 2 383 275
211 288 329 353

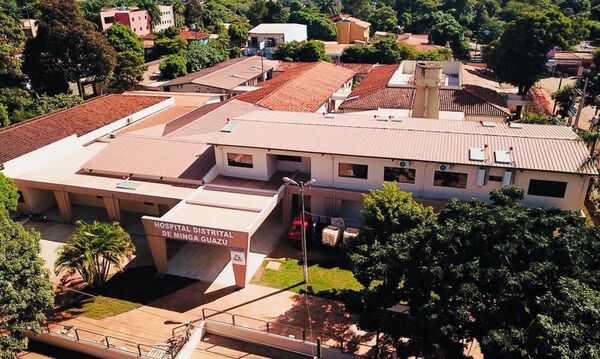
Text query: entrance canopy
142 181 283 250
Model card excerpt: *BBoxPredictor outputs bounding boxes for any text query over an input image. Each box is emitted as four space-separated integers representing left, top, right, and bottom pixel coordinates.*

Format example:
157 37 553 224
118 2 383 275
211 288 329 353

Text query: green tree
414 47 453 60
522 111 564 124
159 54 187 78
0 213 54 358
22 0 117 95
552 83 577 117
154 35 187 57
273 40 332 62
289 10 338 40
246 0 268 26
185 42 227 72
34 94 83 114
0 173 18 212
0 12 26 86
55 220 134 288
368 5 398 33
0 104 8 127
347 186 600 357
342 0 373 19
105 22 144 56
417 11 469 56
0 87 35 124
341 37 416 63
484 10 576 117
228 22 251 47
317 0 343 15
111 50 148 91
184 0 205 27
558 0 591 16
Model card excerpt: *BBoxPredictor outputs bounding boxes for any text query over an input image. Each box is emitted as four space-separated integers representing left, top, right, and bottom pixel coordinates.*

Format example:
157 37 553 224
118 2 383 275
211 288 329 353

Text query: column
147 235 168 275
53 190 72 223
103 196 121 222
230 248 248 289
282 192 292 224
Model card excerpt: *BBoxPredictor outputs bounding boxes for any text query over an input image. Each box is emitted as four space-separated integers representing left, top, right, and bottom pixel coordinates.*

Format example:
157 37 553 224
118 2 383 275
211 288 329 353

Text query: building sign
231 249 246 265
152 221 233 246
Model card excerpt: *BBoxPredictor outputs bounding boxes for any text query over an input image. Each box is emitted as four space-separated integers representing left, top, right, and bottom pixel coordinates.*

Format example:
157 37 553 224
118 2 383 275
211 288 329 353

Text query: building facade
100 7 151 35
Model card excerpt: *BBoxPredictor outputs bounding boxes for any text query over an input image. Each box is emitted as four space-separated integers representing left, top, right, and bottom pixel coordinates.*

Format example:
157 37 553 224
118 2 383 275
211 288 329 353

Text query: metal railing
42 321 175 358
200 308 391 358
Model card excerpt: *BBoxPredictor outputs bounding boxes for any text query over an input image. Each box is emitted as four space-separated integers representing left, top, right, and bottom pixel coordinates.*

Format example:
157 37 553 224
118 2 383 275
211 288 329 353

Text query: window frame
527 179 567 198
227 153 254 168
383 166 416 184
433 171 468 189
338 163 368 179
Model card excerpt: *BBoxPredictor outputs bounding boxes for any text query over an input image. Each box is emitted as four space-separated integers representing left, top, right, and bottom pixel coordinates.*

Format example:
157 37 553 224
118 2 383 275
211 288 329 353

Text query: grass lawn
251 258 364 298
68 295 142 320
65 266 197 319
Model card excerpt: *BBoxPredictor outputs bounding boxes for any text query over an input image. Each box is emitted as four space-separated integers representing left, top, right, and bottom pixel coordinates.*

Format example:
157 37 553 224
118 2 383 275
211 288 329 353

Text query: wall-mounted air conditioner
438 163 452 171
399 160 411 168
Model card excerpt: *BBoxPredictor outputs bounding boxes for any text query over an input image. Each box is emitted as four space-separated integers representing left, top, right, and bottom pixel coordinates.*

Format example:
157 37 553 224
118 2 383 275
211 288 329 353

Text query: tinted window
488 175 503 182
227 153 253 168
384 167 416 184
339 163 368 179
276 155 302 162
433 171 468 188
527 179 567 198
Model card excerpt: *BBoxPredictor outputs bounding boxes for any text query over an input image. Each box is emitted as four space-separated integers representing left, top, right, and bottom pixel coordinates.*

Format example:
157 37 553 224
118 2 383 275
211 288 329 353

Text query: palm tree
137 0 162 26
55 221 135 287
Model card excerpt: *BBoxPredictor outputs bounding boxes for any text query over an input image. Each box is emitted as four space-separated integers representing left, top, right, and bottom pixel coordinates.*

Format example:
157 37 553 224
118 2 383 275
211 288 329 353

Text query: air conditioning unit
399 160 411 168
438 163 452 171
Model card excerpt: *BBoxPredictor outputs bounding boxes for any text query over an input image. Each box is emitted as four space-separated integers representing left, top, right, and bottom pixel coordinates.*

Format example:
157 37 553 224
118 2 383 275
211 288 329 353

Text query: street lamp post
283 177 316 284
574 69 591 130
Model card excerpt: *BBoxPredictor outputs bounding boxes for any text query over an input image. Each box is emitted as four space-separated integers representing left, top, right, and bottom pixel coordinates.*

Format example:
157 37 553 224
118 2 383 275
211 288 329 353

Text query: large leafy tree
105 22 144 56
55 220 135 287
0 174 53 358
111 50 148 91
289 9 338 40
341 36 416 63
368 5 398 33
413 11 469 56
185 42 228 72
273 40 332 62
22 0 117 95
342 0 373 19
136 0 161 26
317 0 343 16
0 12 26 87
484 10 575 97
347 185 600 358
159 54 187 79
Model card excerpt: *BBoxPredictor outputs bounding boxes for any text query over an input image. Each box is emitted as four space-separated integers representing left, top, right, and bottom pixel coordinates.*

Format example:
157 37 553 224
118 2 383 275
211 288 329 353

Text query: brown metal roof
81 136 214 182
206 112 596 175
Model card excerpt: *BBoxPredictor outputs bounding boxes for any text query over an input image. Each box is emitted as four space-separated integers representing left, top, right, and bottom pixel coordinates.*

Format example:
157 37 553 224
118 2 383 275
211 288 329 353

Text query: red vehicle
288 213 312 244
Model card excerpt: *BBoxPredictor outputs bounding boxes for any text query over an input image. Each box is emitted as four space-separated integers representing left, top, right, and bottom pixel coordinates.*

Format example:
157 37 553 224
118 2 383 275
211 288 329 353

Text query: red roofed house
179 29 210 44
339 60 511 122
237 61 356 112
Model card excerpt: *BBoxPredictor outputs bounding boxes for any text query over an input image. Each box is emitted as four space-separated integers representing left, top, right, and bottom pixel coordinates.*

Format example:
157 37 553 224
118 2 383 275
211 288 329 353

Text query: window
433 171 468 188
276 155 302 162
384 167 416 184
527 179 567 198
227 153 253 168
339 163 368 179
488 175 503 182
17 191 24 204
105 16 115 24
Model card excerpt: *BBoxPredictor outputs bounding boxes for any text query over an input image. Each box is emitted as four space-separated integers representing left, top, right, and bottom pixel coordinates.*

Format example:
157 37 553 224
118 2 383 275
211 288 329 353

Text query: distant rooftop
249 23 307 34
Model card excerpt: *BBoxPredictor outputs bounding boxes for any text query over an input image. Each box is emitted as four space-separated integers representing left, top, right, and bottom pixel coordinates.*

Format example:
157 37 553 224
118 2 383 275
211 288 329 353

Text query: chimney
412 62 443 119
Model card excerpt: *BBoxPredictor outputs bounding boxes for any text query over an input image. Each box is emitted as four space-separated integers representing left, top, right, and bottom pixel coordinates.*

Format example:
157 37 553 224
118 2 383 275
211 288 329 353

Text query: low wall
27 331 137 359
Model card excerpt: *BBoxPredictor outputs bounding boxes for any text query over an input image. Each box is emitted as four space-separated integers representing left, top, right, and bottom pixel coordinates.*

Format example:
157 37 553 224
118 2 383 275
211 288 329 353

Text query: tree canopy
289 9 338 40
273 40 332 62
159 54 188 78
347 185 600 358
22 0 117 95
185 42 228 72
105 22 144 56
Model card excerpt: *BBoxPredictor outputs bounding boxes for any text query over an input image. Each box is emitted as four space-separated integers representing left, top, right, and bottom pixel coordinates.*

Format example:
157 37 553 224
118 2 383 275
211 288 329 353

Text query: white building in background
152 5 176 32
247 23 308 58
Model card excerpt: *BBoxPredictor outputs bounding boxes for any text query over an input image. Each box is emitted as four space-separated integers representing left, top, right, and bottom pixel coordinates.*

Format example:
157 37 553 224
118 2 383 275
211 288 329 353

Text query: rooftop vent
220 121 237 133
469 148 485 161
481 121 496 127
509 123 523 129
494 150 511 164
116 180 142 190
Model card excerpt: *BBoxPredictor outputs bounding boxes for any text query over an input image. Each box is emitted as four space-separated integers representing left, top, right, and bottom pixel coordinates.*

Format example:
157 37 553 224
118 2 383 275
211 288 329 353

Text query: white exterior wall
215 146 590 211
283 25 308 42
153 5 175 32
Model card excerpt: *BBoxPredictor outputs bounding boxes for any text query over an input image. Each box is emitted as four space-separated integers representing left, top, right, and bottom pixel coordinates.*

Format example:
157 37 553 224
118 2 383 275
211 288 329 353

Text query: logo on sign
231 249 246 265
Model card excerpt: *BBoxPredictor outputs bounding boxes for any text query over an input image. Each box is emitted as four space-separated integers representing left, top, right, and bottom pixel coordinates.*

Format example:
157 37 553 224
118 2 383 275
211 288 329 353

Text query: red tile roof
329 13 371 28
0 94 166 163
236 61 356 112
340 64 510 117
179 30 210 41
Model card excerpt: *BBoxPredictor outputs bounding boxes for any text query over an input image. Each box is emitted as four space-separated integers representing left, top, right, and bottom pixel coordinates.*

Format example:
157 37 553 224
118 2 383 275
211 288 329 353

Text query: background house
329 13 370 44
247 23 308 58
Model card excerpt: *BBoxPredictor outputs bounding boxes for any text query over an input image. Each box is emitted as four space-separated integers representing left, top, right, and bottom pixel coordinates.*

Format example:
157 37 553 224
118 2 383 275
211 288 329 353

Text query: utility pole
283 177 316 284
574 72 590 130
